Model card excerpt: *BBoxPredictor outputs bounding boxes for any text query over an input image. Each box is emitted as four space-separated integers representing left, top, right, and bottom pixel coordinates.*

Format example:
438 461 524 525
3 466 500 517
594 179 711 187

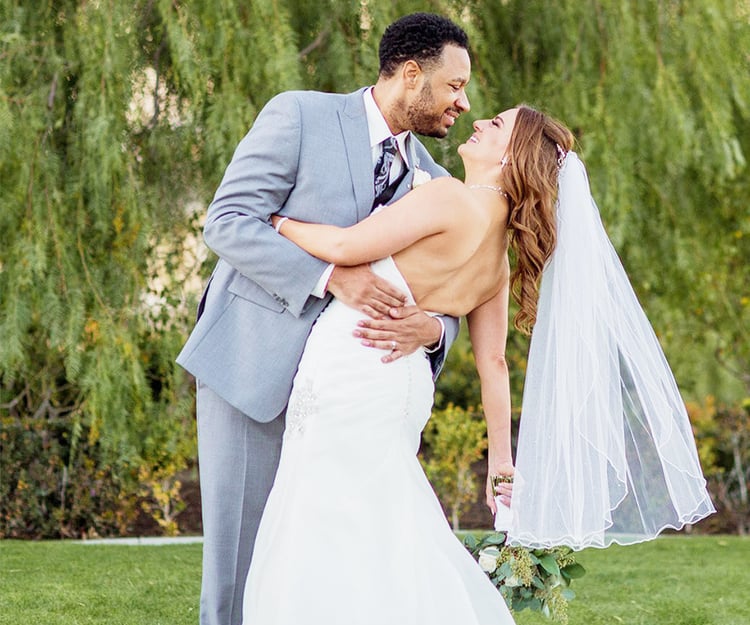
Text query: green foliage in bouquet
463 532 586 624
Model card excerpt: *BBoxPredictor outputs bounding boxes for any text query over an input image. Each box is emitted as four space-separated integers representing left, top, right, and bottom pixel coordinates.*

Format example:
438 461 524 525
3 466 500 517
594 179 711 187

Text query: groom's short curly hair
378 13 469 78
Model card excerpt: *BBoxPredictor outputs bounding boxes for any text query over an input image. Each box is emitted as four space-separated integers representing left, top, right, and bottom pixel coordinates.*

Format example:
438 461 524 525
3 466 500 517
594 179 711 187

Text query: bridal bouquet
463 532 586 624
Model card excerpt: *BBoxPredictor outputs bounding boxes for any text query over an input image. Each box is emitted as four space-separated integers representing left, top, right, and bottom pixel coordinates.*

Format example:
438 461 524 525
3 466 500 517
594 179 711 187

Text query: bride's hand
486 463 514 514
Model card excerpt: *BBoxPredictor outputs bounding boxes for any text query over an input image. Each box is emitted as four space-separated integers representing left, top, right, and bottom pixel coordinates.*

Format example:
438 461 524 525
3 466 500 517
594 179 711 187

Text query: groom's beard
406 82 456 139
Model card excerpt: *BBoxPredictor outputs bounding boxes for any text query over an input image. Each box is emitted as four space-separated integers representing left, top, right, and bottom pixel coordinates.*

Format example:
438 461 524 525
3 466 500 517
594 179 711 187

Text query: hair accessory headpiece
555 144 567 169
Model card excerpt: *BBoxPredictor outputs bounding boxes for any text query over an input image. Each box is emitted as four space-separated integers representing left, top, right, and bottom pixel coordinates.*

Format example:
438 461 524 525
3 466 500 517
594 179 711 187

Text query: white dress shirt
363 86 410 179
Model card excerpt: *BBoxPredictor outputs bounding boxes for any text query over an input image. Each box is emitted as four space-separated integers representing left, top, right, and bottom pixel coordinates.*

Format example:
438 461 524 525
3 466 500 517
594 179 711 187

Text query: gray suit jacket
177 88 459 422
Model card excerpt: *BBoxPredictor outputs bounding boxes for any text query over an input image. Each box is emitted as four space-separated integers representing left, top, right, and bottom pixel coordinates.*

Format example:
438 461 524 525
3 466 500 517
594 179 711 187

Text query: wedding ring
390 340 397 352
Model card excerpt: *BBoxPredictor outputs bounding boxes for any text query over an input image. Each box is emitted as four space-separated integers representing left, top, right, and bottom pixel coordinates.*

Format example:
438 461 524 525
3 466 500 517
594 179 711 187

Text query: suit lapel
338 90 375 221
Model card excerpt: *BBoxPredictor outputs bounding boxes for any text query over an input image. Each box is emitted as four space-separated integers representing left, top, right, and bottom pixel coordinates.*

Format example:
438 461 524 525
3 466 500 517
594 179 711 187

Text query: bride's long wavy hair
500 105 575 334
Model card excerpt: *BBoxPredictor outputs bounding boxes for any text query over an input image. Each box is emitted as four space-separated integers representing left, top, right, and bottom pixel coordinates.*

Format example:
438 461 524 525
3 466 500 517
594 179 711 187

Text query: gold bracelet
491 474 514 488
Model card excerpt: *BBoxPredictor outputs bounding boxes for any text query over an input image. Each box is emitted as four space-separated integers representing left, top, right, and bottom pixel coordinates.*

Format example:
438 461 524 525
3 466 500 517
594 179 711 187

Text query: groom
177 13 471 625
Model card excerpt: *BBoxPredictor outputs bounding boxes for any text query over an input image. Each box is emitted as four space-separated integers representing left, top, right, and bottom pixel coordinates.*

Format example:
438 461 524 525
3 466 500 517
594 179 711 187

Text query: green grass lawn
516 535 750 625
0 535 747 625
0 540 202 625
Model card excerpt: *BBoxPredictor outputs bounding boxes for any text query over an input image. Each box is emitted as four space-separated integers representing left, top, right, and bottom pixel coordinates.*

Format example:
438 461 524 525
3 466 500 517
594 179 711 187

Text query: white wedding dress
242 257 514 624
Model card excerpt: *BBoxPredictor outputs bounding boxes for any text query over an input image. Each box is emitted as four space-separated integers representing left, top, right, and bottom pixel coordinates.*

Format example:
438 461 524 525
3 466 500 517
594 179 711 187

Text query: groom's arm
205 92 411 319
202 92 331 318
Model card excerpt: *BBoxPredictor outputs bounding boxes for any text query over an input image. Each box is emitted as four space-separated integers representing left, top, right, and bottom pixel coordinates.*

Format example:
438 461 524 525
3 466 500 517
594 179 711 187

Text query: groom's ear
401 60 424 89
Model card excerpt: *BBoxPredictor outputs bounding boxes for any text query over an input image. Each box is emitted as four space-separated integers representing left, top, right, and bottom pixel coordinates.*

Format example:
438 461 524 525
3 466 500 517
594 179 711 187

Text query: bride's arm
273 178 463 265
466 267 514 513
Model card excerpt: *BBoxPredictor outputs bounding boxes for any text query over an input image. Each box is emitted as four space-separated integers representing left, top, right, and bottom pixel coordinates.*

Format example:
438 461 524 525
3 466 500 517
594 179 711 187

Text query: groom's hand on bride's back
326 265 440 362
326 265 407 319
355 306 443 364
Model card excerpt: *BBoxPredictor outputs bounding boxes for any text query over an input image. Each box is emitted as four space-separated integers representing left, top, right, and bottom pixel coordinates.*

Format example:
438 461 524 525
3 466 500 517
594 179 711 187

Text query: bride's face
461 108 518 163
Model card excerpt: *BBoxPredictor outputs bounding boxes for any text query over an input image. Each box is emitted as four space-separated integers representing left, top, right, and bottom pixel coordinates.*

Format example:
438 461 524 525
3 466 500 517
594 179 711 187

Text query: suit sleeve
203 92 329 318
427 315 459 380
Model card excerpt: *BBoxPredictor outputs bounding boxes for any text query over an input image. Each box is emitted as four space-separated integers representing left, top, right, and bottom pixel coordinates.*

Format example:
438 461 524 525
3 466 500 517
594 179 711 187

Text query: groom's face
406 44 471 138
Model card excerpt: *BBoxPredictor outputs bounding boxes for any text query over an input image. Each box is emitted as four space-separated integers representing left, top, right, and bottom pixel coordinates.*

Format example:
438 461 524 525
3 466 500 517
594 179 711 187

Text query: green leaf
498 561 514 579
538 554 561 576
561 562 586 579
561 588 576 601
483 532 507 545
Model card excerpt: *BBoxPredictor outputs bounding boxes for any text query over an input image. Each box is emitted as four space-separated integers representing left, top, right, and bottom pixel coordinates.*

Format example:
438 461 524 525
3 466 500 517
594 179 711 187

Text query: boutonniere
411 167 432 189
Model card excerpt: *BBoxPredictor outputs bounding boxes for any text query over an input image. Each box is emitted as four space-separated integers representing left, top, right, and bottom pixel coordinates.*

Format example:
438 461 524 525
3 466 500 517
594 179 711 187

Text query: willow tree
2 0 748 536
283 0 750 408
464 0 750 403
450 1 750 532
0 0 303 535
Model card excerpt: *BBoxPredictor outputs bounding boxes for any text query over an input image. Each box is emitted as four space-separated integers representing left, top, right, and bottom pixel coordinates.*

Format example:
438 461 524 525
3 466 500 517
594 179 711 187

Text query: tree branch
299 27 330 59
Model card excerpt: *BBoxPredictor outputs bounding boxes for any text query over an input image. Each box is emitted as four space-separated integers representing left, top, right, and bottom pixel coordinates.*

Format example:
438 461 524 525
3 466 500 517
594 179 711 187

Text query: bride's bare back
275 177 511 318
390 181 510 317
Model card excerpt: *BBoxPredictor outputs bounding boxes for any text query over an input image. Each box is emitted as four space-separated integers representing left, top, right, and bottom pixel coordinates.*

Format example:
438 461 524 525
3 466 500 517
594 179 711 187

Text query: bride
242 105 714 623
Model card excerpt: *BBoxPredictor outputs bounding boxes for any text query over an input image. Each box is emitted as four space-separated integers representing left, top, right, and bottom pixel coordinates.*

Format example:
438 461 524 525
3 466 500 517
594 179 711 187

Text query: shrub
689 396 750 535
421 404 488 530
0 415 139 538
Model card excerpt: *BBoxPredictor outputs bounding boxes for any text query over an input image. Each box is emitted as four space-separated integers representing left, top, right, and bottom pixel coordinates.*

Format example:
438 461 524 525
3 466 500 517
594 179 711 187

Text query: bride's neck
462 161 503 190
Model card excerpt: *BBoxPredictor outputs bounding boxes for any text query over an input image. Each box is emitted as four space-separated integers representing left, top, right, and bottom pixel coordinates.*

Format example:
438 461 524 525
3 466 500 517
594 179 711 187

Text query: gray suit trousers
196 381 285 625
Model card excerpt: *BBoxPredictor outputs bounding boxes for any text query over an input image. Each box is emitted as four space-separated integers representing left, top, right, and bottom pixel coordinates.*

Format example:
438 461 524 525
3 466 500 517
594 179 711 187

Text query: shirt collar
363 87 410 167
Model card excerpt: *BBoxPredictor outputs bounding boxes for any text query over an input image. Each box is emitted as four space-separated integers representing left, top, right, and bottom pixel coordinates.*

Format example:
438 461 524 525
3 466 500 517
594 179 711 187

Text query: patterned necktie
373 137 397 204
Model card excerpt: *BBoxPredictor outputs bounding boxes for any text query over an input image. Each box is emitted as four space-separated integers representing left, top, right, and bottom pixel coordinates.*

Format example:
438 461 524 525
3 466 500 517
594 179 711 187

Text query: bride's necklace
468 184 508 199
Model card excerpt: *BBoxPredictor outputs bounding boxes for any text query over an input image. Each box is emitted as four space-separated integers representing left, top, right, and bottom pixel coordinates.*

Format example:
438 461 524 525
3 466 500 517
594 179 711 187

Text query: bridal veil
507 152 715 550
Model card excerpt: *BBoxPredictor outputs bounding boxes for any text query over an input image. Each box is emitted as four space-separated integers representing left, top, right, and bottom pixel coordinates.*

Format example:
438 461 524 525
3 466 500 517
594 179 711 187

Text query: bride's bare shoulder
416 177 468 208
423 176 465 194
381 176 469 226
